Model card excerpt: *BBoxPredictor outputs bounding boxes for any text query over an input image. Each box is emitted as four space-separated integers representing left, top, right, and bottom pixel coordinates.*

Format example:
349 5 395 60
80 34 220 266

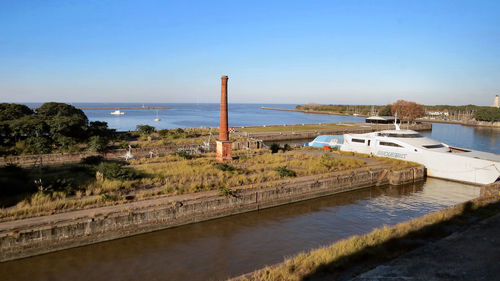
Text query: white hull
340 130 500 185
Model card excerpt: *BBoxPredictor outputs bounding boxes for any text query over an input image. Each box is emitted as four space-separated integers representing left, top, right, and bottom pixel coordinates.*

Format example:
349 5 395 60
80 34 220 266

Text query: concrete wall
0 166 424 262
0 145 202 168
247 123 432 142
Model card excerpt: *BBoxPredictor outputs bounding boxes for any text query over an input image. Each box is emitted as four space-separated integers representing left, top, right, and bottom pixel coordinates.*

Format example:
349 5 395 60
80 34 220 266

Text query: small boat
154 110 161 122
110 109 125 115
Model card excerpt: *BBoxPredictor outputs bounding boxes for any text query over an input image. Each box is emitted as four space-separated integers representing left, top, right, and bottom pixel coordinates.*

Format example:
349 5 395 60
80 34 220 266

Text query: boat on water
309 123 500 185
110 109 125 115
154 110 161 122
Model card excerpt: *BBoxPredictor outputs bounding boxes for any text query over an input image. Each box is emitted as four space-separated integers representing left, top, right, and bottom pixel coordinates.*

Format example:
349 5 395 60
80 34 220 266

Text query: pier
78 106 168 110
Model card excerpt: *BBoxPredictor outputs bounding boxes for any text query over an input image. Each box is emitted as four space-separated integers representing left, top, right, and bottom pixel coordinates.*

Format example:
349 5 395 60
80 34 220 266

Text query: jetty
78 106 168 110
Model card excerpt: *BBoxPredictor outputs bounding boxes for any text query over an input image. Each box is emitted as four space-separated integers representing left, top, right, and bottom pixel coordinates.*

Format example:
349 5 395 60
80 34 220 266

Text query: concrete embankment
0 166 424 262
243 123 432 142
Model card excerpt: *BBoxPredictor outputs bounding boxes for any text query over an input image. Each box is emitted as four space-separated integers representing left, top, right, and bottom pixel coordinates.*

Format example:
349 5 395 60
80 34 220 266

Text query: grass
0 148 418 221
240 193 500 281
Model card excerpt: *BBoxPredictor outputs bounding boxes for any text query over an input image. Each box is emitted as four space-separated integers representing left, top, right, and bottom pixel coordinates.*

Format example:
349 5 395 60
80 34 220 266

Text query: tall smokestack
216 75 232 162
219 75 229 141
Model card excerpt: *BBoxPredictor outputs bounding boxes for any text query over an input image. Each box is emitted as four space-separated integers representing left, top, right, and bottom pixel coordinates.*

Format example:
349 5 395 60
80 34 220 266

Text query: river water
3 104 499 281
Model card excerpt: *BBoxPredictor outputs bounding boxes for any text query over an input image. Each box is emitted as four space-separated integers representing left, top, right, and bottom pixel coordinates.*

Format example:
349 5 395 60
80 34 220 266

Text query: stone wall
0 166 425 262
0 145 202 168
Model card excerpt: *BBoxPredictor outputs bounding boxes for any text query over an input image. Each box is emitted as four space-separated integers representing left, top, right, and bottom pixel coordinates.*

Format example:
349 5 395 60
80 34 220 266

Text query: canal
0 122 498 281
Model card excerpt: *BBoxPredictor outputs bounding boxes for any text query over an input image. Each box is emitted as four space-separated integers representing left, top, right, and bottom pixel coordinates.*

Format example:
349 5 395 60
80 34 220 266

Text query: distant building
494 95 499 108
365 116 395 124
426 110 449 117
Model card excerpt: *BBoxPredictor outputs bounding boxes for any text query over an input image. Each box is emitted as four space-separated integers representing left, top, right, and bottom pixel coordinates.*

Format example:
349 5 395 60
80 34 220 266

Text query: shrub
275 166 296 178
24 137 52 154
214 163 236 172
80 155 105 165
219 186 234 197
96 162 140 180
136 124 155 136
172 150 195 159
88 135 108 152
270 143 280 154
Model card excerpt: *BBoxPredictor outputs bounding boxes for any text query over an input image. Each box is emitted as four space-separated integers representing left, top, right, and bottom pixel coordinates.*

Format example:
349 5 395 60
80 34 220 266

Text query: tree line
0 102 115 155
297 101 500 122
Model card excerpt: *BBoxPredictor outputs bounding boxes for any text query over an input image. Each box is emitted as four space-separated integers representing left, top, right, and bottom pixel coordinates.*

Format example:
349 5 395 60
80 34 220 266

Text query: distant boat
154 110 161 122
110 109 125 115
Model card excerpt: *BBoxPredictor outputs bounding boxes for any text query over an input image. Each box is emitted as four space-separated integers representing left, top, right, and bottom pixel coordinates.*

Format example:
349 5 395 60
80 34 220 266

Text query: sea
25 102 500 154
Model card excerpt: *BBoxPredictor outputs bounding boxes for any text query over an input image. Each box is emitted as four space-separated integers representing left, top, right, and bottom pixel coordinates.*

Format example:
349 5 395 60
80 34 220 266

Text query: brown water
0 178 479 281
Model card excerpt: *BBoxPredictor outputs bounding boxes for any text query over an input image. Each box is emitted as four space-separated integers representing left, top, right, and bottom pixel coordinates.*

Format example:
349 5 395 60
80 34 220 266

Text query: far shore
262 107 500 128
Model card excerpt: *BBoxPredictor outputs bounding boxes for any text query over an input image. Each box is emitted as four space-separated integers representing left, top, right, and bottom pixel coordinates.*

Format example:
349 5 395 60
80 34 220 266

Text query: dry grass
240 195 500 281
0 148 417 221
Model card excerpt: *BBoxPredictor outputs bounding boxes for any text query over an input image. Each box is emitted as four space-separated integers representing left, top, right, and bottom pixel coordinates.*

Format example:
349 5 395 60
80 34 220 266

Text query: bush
24 137 52 154
172 150 195 159
88 136 108 152
270 143 280 154
214 163 236 172
96 162 140 180
136 124 155 136
0 164 36 202
275 166 296 178
80 155 105 165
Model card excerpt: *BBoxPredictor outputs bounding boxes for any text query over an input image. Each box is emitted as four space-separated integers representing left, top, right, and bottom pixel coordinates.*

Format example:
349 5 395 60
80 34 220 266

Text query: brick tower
216 75 232 162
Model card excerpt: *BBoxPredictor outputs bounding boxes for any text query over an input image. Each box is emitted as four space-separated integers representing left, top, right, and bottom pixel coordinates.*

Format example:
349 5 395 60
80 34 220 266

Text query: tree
391 100 425 124
0 103 33 121
88 136 109 153
37 102 88 141
378 105 392 116
474 107 500 122
136 124 155 136
88 121 115 139
23 137 52 154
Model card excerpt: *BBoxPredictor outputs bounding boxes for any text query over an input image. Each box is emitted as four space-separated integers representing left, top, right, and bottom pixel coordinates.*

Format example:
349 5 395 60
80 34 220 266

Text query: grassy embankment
240 190 500 281
0 148 417 222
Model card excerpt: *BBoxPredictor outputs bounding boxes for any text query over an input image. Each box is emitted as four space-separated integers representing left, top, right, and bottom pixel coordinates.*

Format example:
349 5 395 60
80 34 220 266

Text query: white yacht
339 124 500 185
110 109 125 115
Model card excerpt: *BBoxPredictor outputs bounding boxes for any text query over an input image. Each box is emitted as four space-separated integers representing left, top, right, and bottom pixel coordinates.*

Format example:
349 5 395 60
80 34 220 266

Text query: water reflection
422 123 500 154
0 179 479 281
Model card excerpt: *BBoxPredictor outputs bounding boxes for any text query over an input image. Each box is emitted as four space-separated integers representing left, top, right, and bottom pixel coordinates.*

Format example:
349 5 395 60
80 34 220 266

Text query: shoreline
262 107 500 128
231 183 500 281
0 165 424 262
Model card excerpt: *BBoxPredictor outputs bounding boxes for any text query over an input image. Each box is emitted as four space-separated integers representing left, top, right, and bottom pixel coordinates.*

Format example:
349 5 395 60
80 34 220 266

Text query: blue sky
1 0 499 105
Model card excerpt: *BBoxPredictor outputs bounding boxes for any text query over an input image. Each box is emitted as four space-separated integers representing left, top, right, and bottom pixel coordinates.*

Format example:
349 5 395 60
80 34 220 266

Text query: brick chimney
219 75 229 141
216 75 232 162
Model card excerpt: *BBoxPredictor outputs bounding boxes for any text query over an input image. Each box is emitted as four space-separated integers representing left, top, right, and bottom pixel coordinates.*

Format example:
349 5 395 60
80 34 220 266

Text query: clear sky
1 0 499 105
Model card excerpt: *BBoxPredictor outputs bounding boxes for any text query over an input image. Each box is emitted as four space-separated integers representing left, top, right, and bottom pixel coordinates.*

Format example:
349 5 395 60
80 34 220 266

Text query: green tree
474 107 500 122
23 137 52 154
378 105 392 116
136 124 155 136
38 102 88 141
88 136 109 152
0 103 33 122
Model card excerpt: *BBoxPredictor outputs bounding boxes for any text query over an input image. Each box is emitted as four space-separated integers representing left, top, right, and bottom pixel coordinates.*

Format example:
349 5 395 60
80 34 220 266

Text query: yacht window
422 144 445 149
352 138 365 143
379 141 403 147
377 133 423 138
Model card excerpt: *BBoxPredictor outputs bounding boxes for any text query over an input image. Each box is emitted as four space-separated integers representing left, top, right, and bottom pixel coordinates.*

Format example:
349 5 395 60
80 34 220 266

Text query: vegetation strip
236 190 500 281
